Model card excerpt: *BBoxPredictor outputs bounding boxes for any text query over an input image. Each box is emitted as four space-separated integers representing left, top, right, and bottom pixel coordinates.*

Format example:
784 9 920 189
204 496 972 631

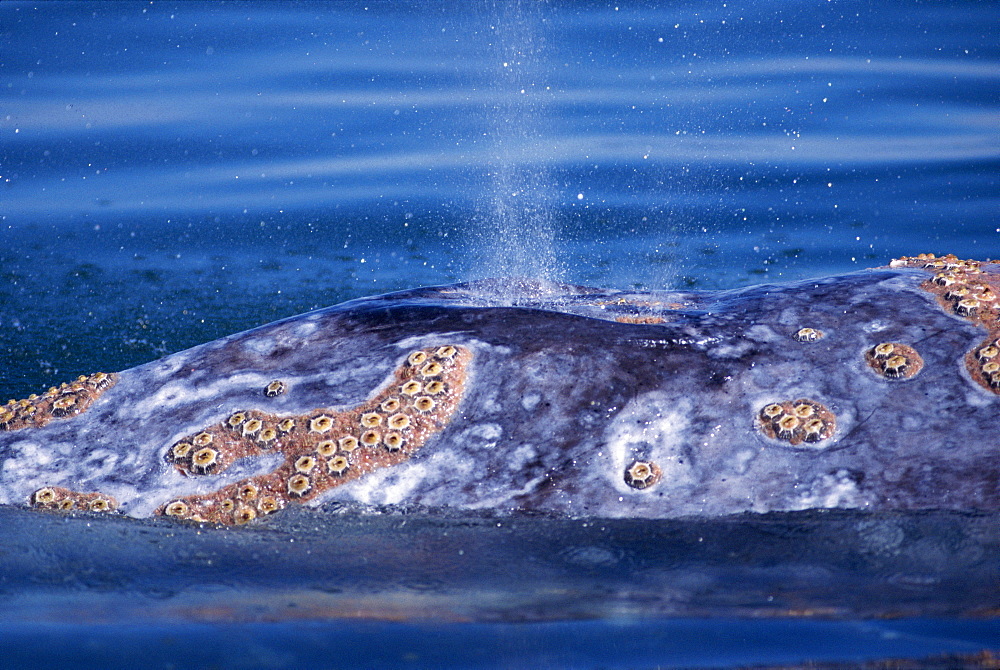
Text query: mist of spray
470 0 562 286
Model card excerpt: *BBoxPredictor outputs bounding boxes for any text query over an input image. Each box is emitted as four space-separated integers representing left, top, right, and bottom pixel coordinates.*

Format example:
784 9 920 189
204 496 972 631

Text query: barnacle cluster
0 372 118 432
891 253 1000 393
614 315 667 324
864 342 924 380
159 344 471 525
30 486 118 513
756 399 836 446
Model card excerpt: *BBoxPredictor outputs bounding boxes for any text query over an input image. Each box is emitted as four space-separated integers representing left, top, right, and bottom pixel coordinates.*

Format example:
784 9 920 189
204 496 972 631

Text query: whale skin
1 254 998 524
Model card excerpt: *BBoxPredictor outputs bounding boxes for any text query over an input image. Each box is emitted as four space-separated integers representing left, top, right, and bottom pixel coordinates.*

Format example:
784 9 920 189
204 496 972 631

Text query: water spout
470 0 562 290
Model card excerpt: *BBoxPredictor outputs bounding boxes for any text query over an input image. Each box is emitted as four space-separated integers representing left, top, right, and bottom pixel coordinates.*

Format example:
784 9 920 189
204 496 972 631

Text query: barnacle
287 474 312 497
757 399 836 447
893 254 1000 394
624 460 662 490
328 455 350 475
155 344 472 524
30 486 119 514
0 372 118 432
792 327 824 343
360 412 383 428
264 380 287 397
864 342 923 380
414 396 436 412
384 432 404 451
309 415 334 433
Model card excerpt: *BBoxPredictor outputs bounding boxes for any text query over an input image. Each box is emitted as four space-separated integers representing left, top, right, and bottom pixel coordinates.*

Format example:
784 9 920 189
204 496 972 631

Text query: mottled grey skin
1 267 997 519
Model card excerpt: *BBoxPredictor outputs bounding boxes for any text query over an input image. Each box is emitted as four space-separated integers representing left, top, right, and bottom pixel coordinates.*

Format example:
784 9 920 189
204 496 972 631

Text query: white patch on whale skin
341 447 477 507
707 340 753 360
460 423 502 450
521 393 541 411
242 336 280 358
745 324 779 343
602 391 695 495
465 474 548 510
863 319 892 334
0 440 63 505
792 469 871 511
340 461 431 506
294 320 318 338
508 444 537 472
129 372 269 419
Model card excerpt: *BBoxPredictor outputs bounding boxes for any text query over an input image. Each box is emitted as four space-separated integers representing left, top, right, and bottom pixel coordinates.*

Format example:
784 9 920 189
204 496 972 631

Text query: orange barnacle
309 415 333 433
977 346 999 362
226 412 247 429
239 483 259 501
384 432 405 452
956 298 979 317
883 355 910 378
360 412 383 428
420 361 444 377
792 327 824 343
424 381 446 395
933 273 957 287
170 442 193 460
414 396 436 413
242 418 263 437
32 487 58 506
387 413 411 430
793 403 815 419
191 447 220 474
762 404 784 420
264 380 287 397
865 342 923 380
945 286 969 301
624 461 661 490
295 456 317 473
164 501 190 517
328 455 350 475
257 427 278 447
234 506 257 525
802 418 827 442
287 474 312 498
155 344 473 524
776 415 800 439
258 496 282 515
338 435 360 452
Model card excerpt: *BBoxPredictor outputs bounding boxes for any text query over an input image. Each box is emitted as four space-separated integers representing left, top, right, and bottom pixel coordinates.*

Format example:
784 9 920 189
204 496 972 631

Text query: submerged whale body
1 254 998 525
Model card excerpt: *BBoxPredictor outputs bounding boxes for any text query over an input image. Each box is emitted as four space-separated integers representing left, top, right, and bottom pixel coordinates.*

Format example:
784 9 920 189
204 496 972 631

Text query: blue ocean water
1 0 999 667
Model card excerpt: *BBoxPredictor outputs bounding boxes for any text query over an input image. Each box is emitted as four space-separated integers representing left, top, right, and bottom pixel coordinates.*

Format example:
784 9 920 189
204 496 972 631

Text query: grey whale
2 253 998 524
